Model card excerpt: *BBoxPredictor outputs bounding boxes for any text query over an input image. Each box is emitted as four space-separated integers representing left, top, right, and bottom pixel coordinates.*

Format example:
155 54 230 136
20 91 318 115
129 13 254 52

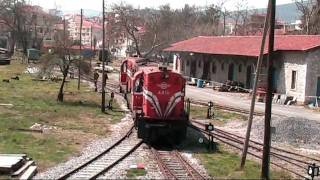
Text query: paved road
186 85 320 121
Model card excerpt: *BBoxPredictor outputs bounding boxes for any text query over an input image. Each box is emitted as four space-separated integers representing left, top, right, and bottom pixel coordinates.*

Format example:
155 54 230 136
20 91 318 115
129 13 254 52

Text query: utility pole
33 14 37 48
261 0 276 179
78 9 83 90
240 0 271 169
101 0 106 112
91 25 93 50
90 25 93 67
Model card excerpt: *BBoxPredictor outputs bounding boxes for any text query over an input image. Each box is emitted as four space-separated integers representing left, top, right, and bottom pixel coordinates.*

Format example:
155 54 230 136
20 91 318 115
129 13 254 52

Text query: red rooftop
164 35 320 57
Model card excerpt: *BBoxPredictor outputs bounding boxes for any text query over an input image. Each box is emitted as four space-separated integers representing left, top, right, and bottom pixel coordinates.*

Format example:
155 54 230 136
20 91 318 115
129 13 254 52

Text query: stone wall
276 51 307 103
177 52 257 89
305 49 320 103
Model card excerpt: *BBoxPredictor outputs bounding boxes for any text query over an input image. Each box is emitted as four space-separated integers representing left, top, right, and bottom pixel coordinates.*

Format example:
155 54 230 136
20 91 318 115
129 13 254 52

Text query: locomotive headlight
136 109 142 114
205 123 214 132
198 138 204 144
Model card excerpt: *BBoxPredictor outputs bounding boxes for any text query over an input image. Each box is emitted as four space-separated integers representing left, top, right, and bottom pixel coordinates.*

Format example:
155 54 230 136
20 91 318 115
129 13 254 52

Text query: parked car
27 48 40 63
0 48 11 65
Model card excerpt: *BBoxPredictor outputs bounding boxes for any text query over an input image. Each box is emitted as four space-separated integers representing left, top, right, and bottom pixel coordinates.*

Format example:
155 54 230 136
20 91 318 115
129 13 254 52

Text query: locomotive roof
140 66 177 75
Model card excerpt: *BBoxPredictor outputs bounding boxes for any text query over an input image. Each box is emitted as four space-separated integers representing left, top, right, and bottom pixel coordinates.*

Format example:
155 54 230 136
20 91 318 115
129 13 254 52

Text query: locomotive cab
131 72 144 113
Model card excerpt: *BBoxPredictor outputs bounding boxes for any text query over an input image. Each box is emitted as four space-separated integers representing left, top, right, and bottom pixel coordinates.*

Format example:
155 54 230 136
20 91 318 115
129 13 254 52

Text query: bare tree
295 0 317 34
309 0 320 34
0 0 59 54
112 3 143 56
0 0 30 54
232 0 249 35
110 3 221 56
38 19 75 102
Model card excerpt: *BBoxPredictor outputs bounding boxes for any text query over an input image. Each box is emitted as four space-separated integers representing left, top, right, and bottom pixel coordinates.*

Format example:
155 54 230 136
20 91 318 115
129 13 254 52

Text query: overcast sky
29 0 294 12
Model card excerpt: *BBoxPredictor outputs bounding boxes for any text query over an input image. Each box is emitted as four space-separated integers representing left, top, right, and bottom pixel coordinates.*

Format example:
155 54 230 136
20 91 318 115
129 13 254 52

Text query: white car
93 64 114 73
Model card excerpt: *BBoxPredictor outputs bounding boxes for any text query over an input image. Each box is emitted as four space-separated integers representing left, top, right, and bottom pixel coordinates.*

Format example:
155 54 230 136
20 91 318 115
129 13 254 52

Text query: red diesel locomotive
119 57 189 143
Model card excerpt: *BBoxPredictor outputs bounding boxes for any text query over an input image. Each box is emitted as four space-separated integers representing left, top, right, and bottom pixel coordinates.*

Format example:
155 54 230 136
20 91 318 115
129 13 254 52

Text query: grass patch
126 169 146 178
190 105 247 124
197 147 291 179
0 60 125 172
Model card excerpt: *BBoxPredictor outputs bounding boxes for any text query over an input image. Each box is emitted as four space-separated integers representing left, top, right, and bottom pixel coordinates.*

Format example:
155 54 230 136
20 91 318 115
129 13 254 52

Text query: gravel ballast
252 116 320 149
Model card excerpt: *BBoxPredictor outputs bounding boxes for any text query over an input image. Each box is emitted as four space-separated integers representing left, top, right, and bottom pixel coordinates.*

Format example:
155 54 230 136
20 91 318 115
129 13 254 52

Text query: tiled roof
164 35 320 57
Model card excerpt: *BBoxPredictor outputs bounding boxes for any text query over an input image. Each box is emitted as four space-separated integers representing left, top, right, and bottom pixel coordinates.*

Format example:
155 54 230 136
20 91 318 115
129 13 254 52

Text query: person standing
103 72 108 88
93 70 99 92
109 91 114 110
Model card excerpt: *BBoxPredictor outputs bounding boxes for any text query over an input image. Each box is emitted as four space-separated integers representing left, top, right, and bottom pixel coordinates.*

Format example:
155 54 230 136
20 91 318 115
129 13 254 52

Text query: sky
29 0 294 12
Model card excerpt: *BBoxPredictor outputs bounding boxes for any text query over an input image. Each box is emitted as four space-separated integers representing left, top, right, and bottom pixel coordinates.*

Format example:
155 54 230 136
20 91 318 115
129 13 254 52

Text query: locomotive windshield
135 77 143 93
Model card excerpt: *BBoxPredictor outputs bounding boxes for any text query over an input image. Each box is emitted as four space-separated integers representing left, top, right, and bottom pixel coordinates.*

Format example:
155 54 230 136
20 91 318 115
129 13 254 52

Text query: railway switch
205 123 216 151
205 123 214 132
308 163 319 180
207 101 214 119
108 92 114 110
198 137 204 144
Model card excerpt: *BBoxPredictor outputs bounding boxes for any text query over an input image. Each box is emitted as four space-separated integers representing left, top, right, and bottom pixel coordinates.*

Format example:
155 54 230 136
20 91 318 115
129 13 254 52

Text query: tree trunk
9 32 16 56
57 67 69 102
133 35 141 57
223 14 226 35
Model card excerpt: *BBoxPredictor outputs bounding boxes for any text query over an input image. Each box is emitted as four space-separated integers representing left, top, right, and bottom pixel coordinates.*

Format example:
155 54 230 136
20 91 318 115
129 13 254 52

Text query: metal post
240 0 271 169
91 25 93 50
261 0 276 179
78 9 83 90
101 0 106 112
90 25 93 67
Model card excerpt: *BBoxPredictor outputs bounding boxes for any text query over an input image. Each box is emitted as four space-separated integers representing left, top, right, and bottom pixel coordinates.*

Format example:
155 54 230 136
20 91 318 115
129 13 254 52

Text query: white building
165 35 320 104
65 14 102 46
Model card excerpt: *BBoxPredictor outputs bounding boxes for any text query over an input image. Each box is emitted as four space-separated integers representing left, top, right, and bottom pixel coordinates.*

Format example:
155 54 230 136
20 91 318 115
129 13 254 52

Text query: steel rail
209 130 308 169
190 99 265 116
57 125 135 180
90 140 143 179
191 122 310 167
173 150 206 180
188 123 308 179
192 120 320 163
151 149 176 179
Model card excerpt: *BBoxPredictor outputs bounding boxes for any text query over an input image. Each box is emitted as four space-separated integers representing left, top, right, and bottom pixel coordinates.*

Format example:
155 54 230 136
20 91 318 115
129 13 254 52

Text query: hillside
61 2 302 23
256 2 302 23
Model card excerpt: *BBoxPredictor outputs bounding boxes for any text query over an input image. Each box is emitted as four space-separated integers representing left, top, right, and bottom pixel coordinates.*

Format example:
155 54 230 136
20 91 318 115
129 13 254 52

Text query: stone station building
164 35 320 104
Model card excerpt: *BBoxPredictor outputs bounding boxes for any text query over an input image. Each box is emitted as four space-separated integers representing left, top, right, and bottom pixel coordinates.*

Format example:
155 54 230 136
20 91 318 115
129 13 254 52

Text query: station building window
198 60 201 67
239 64 242 72
212 62 216 74
181 60 184 71
291 70 297 89
221 63 225 71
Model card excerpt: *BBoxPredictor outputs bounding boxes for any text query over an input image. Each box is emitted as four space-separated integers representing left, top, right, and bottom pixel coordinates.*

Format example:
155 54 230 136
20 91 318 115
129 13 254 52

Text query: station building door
317 77 320 97
228 63 235 81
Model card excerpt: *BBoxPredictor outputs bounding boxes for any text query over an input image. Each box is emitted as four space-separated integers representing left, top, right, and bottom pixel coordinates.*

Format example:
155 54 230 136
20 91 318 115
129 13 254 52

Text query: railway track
81 73 121 95
57 125 143 180
82 72 261 116
190 99 265 116
151 148 206 179
190 120 320 179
